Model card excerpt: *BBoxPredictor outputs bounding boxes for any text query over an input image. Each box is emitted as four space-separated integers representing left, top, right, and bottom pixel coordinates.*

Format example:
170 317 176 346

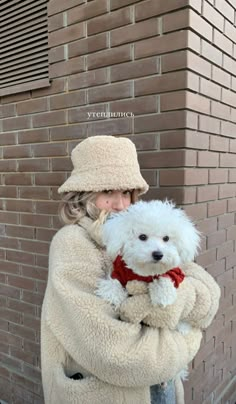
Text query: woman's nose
113 195 125 211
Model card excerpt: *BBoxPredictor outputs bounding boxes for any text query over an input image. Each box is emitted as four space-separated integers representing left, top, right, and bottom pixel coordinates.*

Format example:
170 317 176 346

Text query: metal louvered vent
0 0 49 91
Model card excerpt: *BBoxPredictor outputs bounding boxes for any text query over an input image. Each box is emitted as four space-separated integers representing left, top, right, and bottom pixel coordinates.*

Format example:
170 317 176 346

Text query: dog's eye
163 236 169 242
139 234 148 241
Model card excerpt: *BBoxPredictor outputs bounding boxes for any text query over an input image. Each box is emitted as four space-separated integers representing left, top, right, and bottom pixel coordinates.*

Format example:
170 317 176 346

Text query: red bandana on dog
112 255 185 288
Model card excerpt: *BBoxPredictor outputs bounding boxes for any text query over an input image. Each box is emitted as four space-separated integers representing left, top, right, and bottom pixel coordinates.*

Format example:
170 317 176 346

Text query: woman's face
95 190 132 212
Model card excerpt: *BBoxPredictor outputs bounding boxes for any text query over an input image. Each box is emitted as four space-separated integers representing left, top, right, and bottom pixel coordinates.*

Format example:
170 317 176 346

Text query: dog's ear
102 213 127 259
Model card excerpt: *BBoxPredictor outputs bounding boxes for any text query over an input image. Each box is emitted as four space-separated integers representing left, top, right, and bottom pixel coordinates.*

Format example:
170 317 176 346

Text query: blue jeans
150 381 176 404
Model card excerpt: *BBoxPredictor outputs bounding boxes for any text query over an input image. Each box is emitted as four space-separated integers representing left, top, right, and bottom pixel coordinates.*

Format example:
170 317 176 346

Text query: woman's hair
59 190 139 225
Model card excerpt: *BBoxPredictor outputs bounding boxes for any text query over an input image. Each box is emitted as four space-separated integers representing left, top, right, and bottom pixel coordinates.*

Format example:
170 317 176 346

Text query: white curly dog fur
96 200 200 334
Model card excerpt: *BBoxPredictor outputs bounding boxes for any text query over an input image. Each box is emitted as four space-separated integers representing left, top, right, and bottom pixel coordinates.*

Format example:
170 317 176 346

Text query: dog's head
102 200 201 276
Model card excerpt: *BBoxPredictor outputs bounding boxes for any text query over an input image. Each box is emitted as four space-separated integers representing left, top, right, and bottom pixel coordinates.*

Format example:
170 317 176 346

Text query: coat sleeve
181 262 221 328
44 225 202 388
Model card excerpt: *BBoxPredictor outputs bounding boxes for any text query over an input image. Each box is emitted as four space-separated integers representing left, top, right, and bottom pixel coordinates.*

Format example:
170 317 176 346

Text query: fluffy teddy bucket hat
58 136 149 195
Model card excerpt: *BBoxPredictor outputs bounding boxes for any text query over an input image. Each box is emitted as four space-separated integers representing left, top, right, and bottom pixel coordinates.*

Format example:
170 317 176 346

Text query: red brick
88 82 132 104
67 0 108 25
0 132 17 146
111 18 159 47
138 149 196 168
20 214 51 228
32 111 67 128
197 185 219 202
130 134 158 151
32 143 67 158
0 212 19 225
48 13 64 32
219 184 235 199
3 145 31 159
69 104 107 123
68 33 108 58
50 57 85 79
20 240 49 255
0 104 16 118
161 91 210 114
17 99 48 116
5 200 33 213
162 8 188 33
18 159 49 172
87 45 131 70
50 91 86 110
0 187 17 198
110 96 158 116
111 57 159 82
49 23 85 47
5 225 34 240
160 130 209 150
32 78 66 98
87 117 132 137
135 0 188 21
68 68 108 91
134 30 196 59
160 168 208 186
208 200 227 217
135 71 198 97
87 7 132 36
18 129 49 144
35 201 59 215
111 0 142 10
209 169 228 184
48 0 85 15
2 116 31 132
19 187 50 200
135 110 197 133
6 250 35 266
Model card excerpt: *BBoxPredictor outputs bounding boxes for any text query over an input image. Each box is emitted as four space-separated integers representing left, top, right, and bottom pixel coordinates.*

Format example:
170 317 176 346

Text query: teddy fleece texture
41 217 220 404
58 136 148 194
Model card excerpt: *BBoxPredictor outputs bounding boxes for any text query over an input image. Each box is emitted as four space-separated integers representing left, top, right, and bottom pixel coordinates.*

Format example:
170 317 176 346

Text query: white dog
96 200 200 333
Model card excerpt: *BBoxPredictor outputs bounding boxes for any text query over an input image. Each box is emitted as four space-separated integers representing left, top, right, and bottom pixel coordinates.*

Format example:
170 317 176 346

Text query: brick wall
0 0 235 402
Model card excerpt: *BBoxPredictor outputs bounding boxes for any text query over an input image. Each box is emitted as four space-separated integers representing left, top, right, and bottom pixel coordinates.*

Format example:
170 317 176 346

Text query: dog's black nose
152 251 163 261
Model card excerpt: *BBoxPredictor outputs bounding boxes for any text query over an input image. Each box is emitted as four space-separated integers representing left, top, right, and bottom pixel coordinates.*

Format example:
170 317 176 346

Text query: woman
41 136 219 404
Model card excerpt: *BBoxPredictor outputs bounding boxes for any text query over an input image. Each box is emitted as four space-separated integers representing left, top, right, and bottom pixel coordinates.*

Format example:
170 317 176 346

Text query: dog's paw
176 321 192 335
96 278 128 307
148 277 177 307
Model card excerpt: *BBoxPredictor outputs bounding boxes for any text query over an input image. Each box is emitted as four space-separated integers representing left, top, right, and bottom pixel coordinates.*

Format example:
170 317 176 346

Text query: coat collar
79 216 104 247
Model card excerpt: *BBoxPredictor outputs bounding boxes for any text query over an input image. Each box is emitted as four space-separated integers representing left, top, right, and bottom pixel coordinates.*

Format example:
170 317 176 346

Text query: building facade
0 0 236 402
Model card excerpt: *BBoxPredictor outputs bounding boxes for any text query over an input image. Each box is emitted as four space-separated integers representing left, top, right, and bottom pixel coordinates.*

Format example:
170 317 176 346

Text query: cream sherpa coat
41 217 219 404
